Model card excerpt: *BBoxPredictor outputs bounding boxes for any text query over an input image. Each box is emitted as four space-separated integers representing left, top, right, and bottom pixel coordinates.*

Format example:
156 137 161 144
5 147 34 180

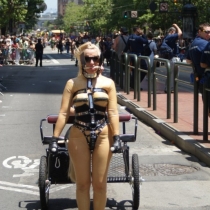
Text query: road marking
0 181 38 189
3 156 40 177
45 55 59 64
2 157 74 195
0 181 73 196
49 184 73 193
0 185 39 195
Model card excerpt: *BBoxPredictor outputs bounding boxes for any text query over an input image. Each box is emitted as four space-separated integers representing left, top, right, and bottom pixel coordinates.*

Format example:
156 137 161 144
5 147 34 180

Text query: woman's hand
111 135 121 152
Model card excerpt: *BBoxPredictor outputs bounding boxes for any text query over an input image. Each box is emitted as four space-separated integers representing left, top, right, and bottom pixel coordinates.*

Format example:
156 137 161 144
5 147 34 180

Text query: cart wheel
39 156 49 210
131 154 140 210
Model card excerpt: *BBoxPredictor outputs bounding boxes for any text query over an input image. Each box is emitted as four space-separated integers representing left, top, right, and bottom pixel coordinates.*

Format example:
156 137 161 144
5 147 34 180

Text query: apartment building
57 0 83 16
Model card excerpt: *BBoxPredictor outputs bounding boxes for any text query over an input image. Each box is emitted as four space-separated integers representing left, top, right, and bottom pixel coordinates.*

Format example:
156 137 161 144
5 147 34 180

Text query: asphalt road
0 47 210 210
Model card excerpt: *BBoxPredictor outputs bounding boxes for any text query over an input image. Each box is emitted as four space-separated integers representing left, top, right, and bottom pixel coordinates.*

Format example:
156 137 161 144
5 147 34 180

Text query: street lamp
182 2 197 39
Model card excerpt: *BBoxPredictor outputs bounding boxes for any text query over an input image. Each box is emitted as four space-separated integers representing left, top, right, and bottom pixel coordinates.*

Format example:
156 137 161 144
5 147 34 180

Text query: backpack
142 41 152 56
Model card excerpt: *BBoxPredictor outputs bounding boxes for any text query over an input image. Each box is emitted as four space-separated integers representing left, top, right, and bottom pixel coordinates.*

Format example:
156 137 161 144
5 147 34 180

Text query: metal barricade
173 62 193 123
120 53 127 90
203 69 210 141
125 54 138 96
27 49 35 65
192 65 199 134
153 58 171 119
110 50 119 83
136 56 152 107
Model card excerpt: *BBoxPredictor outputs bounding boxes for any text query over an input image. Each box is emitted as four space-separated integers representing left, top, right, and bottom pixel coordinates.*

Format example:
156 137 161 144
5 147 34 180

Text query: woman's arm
53 79 74 137
107 79 119 136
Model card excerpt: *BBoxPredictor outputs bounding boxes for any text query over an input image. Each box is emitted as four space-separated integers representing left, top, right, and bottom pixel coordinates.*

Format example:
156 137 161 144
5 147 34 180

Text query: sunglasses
203 30 210 34
85 56 99 63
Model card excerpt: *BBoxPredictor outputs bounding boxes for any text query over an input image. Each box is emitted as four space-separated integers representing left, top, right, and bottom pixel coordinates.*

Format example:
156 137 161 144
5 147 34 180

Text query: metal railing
173 62 192 123
153 57 172 119
136 56 152 107
203 69 210 141
110 51 209 140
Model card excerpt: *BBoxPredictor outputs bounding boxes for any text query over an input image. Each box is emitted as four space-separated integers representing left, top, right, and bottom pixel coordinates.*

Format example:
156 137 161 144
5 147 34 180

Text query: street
0 46 210 210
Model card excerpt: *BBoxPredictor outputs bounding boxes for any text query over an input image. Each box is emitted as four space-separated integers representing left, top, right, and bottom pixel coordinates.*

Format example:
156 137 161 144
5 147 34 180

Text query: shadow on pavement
19 198 133 210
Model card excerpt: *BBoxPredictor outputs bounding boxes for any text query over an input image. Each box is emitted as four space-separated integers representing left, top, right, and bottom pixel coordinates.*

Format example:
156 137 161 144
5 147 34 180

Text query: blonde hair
74 42 101 76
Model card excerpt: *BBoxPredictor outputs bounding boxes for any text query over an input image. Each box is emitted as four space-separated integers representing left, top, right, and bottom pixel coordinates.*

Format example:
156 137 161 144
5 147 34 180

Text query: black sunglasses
85 56 100 63
203 30 210 34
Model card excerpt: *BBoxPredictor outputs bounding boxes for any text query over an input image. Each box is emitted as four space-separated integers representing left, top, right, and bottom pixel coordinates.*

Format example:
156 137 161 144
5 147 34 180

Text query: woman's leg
92 126 112 210
68 128 91 210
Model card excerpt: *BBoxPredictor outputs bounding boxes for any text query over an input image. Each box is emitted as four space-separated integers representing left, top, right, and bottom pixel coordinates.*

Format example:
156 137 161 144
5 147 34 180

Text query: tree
0 0 44 34
25 0 45 30
63 2 85 34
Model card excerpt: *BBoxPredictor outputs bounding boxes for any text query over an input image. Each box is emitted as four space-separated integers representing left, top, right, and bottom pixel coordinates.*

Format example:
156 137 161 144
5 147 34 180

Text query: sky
44 0 57 13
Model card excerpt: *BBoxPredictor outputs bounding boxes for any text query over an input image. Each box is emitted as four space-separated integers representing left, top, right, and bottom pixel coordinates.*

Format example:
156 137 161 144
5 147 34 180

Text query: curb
117 93 210 167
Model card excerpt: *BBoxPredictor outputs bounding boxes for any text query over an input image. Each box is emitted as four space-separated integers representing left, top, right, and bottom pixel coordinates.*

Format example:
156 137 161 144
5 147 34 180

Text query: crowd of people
1 22 210 208
0 34 48 66
0 28 191 69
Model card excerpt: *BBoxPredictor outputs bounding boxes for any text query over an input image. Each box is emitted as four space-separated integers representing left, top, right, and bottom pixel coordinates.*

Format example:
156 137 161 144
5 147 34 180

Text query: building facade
36 12 58 30
57 0 83 16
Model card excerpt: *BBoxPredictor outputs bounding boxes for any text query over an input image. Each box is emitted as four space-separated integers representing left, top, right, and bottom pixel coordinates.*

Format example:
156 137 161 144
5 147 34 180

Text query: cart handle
46 113 133 124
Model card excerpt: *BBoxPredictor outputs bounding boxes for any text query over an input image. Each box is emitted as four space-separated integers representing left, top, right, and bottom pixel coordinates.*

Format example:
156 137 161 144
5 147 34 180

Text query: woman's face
84 48 100 74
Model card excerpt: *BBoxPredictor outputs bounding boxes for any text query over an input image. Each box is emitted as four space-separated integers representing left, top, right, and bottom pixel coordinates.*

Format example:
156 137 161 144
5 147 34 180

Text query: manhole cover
140 164 199 176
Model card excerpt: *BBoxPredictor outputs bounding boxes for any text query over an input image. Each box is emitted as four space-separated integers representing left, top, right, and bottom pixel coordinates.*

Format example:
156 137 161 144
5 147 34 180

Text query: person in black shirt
65 38 70 54
74 36 84 66
35 39 44 67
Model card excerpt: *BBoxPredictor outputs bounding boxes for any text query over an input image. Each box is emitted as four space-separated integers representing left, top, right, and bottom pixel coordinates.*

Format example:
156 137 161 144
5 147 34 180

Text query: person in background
200 31 210 117
35 38 44 67
147 31 157 68
74 36 84 66
113 27 129 61
28 40 35 65
57 38 63 54
50 42 120 210
95 37 101 49
186 23 210 100
123 26 148 88
65 38 70 54
160 24 182 93
102 37 112 66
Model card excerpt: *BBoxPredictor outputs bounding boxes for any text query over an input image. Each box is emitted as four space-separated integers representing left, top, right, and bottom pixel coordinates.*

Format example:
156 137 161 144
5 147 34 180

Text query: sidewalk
116 78 210 167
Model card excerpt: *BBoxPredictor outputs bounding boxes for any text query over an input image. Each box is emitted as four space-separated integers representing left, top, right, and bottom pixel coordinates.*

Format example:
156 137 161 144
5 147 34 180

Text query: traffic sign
159 2 169 12
131 11 138 18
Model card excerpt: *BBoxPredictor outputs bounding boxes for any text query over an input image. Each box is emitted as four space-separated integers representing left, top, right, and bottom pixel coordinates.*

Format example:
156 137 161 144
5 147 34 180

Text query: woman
51 42 121 210
70 38 75 60
28 40 35 65
11 39 18 64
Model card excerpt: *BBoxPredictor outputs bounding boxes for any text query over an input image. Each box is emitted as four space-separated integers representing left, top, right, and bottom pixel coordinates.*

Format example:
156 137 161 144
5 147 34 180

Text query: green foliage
0 0 44 33
1 0 206 36
63 2 85 33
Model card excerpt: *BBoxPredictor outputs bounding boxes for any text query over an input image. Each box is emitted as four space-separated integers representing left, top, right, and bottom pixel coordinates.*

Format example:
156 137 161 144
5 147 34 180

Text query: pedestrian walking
35 38 44 67
159 23 182 93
